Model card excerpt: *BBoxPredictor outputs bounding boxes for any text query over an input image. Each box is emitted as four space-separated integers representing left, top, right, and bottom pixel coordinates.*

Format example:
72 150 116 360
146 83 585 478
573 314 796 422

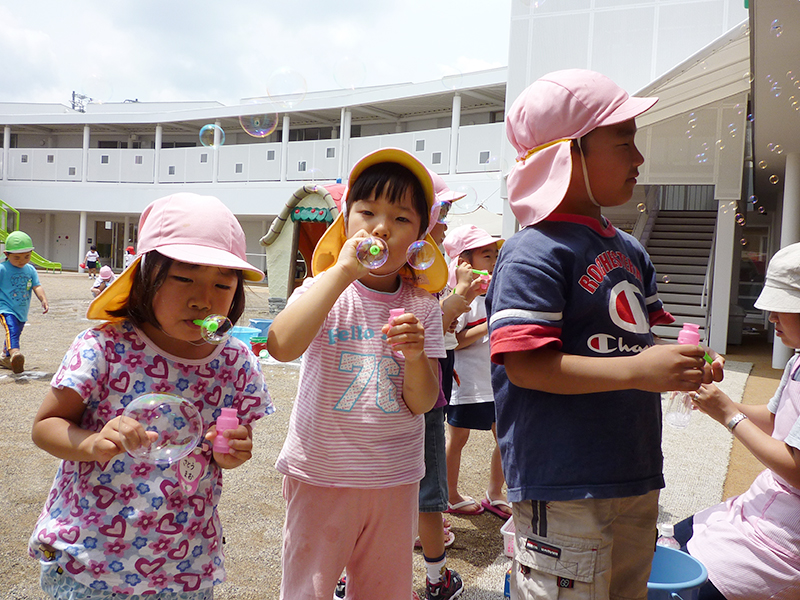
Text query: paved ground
0 272 509 600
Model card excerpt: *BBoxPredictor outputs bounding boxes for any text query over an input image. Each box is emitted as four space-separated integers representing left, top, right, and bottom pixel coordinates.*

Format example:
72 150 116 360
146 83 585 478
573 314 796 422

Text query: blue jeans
419 407 448 512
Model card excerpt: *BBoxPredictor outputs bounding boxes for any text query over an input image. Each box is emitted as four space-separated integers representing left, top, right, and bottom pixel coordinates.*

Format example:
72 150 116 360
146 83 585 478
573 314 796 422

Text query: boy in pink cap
90 265 116 297
486 69 724 599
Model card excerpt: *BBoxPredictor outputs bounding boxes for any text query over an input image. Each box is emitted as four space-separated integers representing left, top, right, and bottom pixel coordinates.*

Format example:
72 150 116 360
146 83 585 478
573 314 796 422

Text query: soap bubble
334 57 367 90
770 174 780 185
741 238 748 246
199 124 224 148
773 144 783 154
449 185 480 214
356 237 389 269
239 113 279 138
743 72 754 84
735 213 746 226
758 206 767 214
758 160 768 169
771 20 782 37
749 195 758 205
120 394 204 465
637 203 646 213
727 123 737 137
715 139 725 151
195 315 233 344
267 68 307 109
406 240 436 270
662 275 670 284
747 113 755 122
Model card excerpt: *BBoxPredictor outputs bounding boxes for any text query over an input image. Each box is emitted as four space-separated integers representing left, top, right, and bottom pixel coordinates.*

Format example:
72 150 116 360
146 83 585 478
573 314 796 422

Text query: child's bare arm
268 235 366 362
455 321 488 350
32 386 151 463
503 343 709 395
692 383 800 488
33 284 48 313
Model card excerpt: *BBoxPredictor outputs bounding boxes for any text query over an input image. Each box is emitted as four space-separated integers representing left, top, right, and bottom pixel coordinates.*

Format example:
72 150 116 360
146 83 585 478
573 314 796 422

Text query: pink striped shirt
276 275 446 488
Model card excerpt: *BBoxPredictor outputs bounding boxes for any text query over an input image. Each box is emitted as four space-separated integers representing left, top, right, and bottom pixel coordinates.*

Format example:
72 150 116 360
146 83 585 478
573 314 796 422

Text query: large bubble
120 394 204 465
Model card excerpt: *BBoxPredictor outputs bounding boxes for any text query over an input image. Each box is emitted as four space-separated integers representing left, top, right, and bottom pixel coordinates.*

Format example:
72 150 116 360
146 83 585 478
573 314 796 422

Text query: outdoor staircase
646 210 716 342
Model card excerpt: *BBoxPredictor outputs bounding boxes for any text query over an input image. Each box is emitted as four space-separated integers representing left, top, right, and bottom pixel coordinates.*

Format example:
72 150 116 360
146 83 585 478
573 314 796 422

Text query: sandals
481 492 512 519
445 496 485 515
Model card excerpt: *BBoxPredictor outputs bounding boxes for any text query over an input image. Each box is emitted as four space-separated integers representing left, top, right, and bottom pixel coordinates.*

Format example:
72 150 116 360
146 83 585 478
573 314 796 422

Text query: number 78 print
333 352 402 413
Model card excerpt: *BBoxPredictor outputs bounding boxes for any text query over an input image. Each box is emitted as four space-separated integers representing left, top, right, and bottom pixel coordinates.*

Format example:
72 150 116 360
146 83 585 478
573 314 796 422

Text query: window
267 150 275 161
235 163 243 173
432 152 442 165
20 155 28 163
47 155 54 163
134 155 143 165
298 161 307 172
479 151 490 164
68 167 76 176
98 141 119 149
131 141 143 149
168 166 176 175
415 140 425 152
200 154 208 163
101 155 109 164
326 147 336 158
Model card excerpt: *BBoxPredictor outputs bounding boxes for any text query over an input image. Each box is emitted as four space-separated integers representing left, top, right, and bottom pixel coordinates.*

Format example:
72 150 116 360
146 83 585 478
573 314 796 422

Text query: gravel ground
1 272 509 600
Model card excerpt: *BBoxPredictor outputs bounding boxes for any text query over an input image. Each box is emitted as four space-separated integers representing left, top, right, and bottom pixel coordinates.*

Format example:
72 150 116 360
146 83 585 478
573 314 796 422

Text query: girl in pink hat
441 224 509 519
29 193 274 599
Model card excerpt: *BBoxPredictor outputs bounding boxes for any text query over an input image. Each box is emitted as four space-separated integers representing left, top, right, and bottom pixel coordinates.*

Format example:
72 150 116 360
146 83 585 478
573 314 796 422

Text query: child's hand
382 312 426 361
632 343 709 392
41 299 49 314
336 229 372 281
453 261 475 292
702 347 725 383
96 415 158 463
689 383 737 426
207 423 254 469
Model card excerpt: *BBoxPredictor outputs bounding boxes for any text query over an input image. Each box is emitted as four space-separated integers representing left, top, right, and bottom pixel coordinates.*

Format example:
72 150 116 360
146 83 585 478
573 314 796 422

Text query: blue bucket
249 318 273 337
229 326 260 344
647 546 708 600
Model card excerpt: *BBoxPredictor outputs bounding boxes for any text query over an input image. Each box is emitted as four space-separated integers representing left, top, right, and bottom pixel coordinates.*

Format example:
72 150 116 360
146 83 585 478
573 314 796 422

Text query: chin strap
576 137 601 208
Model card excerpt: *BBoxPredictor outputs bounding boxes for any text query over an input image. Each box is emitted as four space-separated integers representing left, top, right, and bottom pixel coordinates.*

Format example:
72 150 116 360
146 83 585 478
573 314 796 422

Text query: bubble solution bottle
213 408 240 454
656 523 681 550
664 323 703 429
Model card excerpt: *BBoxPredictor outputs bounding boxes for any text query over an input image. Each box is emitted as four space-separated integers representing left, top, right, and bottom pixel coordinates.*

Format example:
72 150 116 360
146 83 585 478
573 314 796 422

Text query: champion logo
587 333 647 355
608 280 650 334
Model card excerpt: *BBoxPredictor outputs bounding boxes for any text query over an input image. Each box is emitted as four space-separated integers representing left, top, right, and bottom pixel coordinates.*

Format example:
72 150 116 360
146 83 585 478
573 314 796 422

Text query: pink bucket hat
443 224 504 288
99 266 114 280
506 69 657 227
88 193 264 320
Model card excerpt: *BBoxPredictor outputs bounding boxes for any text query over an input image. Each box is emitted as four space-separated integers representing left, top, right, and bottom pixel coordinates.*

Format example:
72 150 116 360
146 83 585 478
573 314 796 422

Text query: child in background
675 242 800 600
0 230 49 374
84 245 99 278
269 148 447 600
486 69 723 599
90 265 116 297
123 245 136 270
442 225 509 518
29 193 274 598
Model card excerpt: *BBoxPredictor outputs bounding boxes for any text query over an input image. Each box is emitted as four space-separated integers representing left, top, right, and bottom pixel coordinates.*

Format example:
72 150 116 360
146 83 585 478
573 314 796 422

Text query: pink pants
280 476 419 600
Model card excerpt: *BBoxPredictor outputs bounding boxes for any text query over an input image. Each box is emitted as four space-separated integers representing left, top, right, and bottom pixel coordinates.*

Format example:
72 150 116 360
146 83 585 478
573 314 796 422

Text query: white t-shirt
451 295 493 405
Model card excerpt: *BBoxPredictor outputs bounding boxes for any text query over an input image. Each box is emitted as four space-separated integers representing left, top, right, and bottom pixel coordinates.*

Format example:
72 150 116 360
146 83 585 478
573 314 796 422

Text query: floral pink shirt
29 320 273 595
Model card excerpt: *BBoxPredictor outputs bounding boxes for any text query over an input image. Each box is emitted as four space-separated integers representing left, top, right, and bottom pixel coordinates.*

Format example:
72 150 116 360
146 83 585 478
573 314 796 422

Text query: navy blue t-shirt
486 214 673 502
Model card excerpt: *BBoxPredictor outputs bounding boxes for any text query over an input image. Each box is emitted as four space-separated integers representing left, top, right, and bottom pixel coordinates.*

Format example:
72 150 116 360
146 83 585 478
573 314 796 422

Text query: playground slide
0 229 62 272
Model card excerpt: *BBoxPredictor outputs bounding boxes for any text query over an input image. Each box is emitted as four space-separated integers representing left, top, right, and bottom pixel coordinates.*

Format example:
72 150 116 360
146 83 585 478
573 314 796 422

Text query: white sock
425 555 446 584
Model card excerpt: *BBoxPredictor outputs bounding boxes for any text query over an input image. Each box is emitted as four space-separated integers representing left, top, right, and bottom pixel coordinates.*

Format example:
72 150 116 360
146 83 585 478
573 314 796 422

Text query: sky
0 0 512 107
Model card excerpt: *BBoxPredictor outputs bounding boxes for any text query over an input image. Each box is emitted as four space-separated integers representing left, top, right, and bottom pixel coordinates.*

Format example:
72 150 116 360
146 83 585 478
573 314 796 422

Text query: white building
2 0 797 359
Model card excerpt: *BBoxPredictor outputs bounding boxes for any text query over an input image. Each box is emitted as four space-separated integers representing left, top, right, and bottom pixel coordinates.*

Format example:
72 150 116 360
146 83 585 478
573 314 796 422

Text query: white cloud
0 0 511 106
